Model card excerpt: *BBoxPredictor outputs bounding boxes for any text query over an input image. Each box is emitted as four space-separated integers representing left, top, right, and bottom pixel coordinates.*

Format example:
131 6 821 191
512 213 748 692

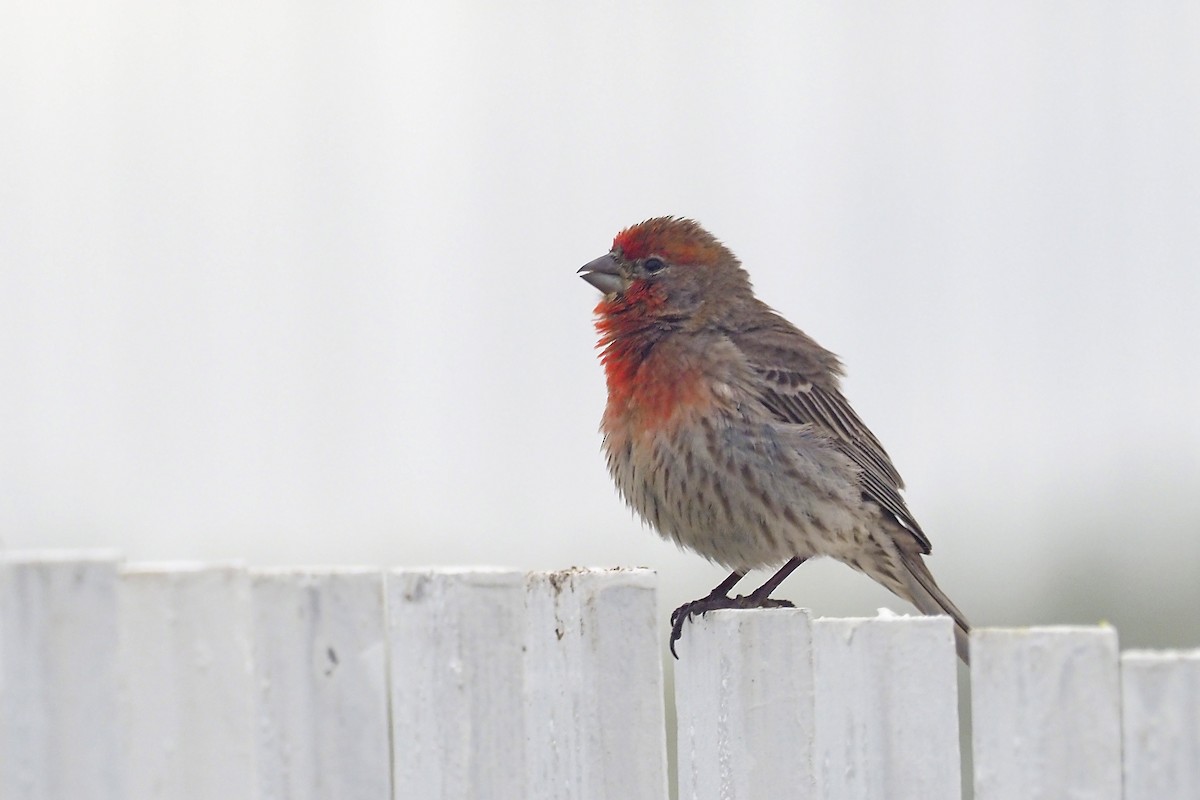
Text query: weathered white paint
6 552 1200 800
971 626 1121 800
251 568 390 800
812 613 961 800
118 563 255 799
523 568 668 800
0 552 122 800
674 608 815 800
387 568 527 799
1121 648 1200 800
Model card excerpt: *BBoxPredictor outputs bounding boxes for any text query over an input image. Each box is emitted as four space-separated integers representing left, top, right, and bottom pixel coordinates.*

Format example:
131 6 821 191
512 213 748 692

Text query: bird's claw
668 593 796 658
735 594 795 610
669 598 717 659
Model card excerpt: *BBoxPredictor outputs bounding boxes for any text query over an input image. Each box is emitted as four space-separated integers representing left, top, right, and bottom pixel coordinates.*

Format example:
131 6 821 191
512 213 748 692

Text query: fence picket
251 568 390 800
971 626 1122 800
1121 649 1200 799
118 563 255 799
813 614 962 800
674 608 815 800
524 568 668 800
387 568 527 799
0 552 122 800
5 552 1200 798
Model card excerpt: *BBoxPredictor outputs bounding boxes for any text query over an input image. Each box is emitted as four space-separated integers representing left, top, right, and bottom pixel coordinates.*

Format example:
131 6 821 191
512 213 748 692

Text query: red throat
594 294 708 430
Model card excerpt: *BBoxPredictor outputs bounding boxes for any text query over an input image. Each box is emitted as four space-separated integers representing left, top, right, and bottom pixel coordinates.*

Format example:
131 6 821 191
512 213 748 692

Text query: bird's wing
730 320 931 553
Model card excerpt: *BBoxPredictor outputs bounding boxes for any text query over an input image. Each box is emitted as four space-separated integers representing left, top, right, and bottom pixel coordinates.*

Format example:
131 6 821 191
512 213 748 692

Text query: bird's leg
669 557 810 658
669 569 745 658
739 556 808 604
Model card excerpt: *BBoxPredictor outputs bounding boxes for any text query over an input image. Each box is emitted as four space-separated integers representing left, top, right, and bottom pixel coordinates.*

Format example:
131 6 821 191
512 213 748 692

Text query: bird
578 216 970 663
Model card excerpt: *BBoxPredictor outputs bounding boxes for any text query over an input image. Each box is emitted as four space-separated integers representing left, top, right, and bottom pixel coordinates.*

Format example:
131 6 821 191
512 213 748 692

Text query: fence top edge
700 607 812 619
0 548 123 565
1122 648 1200 662
122 560 248 575
971 624 1118 638
388 565 524 577
525 566 657 587
252 565 385 578
811 609 951 625
528 566 656 577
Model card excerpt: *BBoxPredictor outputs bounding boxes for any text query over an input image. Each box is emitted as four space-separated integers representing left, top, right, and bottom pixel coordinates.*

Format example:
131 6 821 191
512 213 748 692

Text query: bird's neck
596 312 660 400
595 314 710 431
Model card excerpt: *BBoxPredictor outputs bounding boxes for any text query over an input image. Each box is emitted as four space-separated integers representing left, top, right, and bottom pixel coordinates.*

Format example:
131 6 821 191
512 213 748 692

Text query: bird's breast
600 344 725 436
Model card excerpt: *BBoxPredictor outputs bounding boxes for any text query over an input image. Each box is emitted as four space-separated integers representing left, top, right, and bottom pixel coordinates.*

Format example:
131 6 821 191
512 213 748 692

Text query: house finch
579 217 970 663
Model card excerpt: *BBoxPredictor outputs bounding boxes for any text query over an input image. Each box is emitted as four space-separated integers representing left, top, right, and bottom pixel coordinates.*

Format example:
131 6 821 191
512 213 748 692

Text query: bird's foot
668 591 795 658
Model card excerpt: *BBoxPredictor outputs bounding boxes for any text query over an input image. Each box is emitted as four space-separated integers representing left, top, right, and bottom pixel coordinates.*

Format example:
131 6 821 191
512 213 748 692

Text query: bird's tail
895 548 971 665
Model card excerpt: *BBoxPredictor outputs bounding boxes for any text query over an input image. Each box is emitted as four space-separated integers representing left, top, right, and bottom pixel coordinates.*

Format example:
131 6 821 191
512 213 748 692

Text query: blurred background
3 0 1198 661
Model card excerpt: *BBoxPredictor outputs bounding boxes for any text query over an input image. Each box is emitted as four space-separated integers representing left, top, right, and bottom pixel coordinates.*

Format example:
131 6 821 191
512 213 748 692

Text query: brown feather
727 310 932 554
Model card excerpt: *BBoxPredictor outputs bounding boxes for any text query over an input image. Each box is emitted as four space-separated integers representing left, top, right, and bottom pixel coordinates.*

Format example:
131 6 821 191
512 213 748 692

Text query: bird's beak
578 254 625 295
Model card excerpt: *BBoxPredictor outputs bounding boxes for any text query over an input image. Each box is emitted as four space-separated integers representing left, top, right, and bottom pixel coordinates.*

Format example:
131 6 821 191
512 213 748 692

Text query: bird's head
579 217 753 330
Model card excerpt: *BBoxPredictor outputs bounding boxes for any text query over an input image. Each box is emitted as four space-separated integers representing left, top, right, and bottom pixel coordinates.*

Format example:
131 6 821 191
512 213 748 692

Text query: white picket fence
0 553 1197 799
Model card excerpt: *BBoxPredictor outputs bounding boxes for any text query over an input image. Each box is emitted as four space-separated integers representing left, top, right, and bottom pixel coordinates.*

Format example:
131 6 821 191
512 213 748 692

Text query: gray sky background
3 1 1198 650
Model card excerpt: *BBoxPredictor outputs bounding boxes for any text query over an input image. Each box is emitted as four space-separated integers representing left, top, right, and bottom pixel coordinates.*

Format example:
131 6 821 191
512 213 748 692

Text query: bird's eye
643 257 666 274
